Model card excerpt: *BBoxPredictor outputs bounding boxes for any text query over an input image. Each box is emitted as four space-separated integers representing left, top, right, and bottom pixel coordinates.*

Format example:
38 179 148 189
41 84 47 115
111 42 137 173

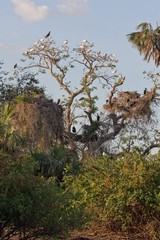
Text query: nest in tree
103 90 156 119
11 94 64 151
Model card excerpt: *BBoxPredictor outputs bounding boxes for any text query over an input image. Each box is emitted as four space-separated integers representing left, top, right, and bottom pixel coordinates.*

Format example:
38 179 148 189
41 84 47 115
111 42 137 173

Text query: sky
1 0 160 105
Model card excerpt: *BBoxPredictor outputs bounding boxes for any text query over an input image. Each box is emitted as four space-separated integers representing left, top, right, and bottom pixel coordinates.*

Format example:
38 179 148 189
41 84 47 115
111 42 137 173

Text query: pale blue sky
1 0 160 102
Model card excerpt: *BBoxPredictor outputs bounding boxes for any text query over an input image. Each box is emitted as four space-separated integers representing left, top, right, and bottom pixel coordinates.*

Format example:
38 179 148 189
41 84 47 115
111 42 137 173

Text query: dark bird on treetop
97 114 100 121
90 134 98 142
79 97 84 101
72 126 76 133
57 99 60 104
45 31 51 38
144 88 147 95
14 63 17 69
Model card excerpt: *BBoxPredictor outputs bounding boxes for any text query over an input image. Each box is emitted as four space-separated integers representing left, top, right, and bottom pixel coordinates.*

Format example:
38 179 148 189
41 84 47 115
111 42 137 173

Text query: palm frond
136 22 152 31
127 22 160 67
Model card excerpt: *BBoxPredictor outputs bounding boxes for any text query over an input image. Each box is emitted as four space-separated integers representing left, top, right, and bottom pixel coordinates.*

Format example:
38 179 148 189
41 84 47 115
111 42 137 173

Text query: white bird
40 45 45 49
63 40 68 44
86 48 91 53
112 70 117 74
36 42 41 47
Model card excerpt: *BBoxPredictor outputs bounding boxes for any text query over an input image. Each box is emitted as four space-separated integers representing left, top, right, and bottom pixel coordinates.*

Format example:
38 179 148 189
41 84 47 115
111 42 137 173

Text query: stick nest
103 90 156 119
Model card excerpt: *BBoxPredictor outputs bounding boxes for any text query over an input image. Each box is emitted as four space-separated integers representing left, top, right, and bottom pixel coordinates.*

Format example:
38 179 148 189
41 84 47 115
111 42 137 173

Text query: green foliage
0 153 88 239
1 31 160 239
0 71 45 104
15 93 39 104
15 94 28 103
64 152 160 236
127 22 153 52
32 145 80 181
127 22 160 67
0 103 23 151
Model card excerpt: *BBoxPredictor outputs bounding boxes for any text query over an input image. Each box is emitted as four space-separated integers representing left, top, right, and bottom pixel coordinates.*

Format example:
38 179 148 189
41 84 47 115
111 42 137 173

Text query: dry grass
11 94 64 151
70 222 149 240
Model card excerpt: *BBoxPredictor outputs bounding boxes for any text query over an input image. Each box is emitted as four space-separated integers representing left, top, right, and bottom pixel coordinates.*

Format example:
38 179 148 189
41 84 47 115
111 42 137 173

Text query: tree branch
143 143 160 155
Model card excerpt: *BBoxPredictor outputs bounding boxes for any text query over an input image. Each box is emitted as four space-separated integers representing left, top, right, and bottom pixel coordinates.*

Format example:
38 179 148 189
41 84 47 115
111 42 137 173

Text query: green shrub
64 151 160 236
33 145 80 181
0 152 87 239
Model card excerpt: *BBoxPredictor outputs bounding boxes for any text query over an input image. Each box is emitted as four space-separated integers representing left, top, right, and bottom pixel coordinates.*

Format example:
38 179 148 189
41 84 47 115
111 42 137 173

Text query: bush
33 145 80 181
64 151 160 237
0 152 87 239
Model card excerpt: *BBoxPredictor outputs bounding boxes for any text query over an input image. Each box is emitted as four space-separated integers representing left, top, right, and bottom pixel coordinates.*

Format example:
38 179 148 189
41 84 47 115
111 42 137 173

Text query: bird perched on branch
45 31 51 38
97 114 100 122
90 134 98 142
57 99 60 104
79 97 84 101
102 151 107 156
144 88 147 95
14 63 17 69
72 126 76 133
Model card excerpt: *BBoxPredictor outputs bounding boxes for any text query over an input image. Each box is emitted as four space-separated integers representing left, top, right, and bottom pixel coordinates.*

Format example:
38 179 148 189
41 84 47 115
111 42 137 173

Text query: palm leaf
127 22 160 67
136 22 152 31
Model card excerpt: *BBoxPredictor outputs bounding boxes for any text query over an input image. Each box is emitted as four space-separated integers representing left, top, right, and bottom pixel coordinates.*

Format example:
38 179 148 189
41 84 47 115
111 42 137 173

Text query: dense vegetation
1 22 160 239
64 152 160 239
